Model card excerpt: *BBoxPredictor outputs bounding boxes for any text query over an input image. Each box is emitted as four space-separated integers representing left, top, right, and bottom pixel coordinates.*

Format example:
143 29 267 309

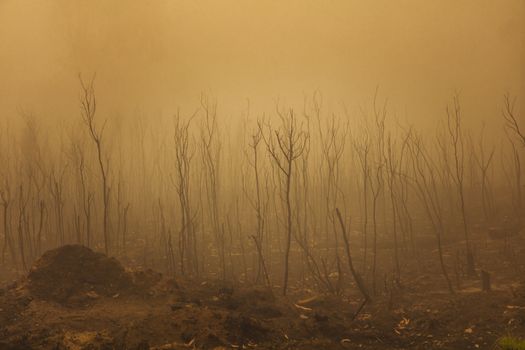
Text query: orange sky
0 1 524 130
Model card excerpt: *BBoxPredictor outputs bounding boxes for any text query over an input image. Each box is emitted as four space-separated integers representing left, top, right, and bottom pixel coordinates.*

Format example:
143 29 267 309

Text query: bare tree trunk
336 208 370 304
79 75 111 255
370 165 382 295
447 95 475 276
259 110 307 296
409 134 455 294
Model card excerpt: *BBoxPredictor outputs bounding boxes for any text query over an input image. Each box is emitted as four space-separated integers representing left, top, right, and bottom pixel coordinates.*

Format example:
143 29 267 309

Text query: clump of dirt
237 287 284 319
60 330 114 350
215 286 286 318
224 314 272 344
26 245 133 305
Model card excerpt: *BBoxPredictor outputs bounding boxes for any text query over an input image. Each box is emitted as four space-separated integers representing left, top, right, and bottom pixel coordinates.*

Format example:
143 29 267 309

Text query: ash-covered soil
26 245 134 306
1 244 524 349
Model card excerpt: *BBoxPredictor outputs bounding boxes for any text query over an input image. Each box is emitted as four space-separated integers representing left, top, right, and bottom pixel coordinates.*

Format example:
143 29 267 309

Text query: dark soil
26 245 133 306
1 241 525 349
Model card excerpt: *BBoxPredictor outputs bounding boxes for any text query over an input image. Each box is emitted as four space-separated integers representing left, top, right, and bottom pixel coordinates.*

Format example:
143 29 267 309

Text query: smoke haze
1 1 523 128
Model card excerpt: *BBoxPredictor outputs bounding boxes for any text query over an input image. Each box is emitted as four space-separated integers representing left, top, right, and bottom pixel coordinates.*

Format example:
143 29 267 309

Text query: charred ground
1 234 524 350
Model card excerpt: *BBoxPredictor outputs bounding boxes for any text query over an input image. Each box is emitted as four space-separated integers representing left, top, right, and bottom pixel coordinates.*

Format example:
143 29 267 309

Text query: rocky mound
27 245 133 305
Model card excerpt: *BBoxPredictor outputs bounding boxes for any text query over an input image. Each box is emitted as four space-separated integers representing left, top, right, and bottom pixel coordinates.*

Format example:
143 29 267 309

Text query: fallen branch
335 208 371 318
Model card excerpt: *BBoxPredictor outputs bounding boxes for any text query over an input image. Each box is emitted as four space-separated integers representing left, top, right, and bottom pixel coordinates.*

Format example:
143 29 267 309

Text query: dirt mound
131 268 164 294
231 287 286 319
27 245 132 305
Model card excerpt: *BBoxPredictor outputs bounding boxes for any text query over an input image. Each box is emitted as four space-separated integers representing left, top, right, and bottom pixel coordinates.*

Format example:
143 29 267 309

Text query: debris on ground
0 244 524 349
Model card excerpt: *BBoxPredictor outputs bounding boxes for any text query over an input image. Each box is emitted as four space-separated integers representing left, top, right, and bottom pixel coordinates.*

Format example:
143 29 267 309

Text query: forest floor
0 233 525 350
